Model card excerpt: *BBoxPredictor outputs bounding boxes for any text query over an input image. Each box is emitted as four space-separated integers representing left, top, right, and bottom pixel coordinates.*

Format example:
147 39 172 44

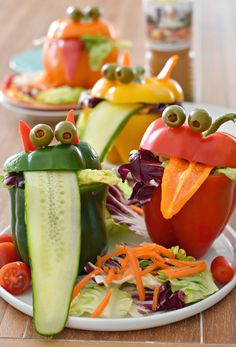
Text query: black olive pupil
63 132 72 140
168 114 178 123
192 120 201 128
36 130 45 138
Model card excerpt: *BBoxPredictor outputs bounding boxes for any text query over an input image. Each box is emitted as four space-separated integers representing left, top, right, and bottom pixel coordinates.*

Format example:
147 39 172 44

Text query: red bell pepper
140 112 236 257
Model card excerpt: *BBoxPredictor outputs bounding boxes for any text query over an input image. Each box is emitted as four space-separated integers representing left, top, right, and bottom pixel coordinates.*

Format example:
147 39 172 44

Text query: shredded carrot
97 251 121 267
152 285 160 312
141 260 169 276
154 245 175 259
105 268 116 285
72 268 101 300
90 288 113 318
126 246 145 301
129 205 144 216
164 258 204 267
161 261 207 279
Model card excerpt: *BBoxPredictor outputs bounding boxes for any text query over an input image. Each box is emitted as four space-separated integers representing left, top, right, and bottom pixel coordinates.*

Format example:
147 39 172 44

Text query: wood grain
0 0 235 345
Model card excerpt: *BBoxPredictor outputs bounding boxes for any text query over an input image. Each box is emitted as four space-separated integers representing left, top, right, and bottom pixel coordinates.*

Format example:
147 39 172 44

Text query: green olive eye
101 64 118 81
162 105 186 128
85 6 101 20
188 109 212 132
55 121 77 144
67 6 83 21
30 124 54 147
115 67 135 84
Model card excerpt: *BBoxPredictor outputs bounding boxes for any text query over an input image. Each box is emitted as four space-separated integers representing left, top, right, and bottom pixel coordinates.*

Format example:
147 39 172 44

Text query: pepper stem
203 113 236 137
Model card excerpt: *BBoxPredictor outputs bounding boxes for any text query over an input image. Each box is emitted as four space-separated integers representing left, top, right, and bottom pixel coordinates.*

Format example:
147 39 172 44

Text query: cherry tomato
211 256 235 284
0 234 13 243
0 261 31 295
0 242 19 268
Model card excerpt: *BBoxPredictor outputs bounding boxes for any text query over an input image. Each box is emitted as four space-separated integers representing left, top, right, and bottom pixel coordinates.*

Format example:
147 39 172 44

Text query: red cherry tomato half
0 234 13 243
211 256 235 284
0 261 31 295
0 242 19 268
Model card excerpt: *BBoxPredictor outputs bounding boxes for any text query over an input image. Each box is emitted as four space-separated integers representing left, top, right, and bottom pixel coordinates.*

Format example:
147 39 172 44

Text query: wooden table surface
0 0 235 346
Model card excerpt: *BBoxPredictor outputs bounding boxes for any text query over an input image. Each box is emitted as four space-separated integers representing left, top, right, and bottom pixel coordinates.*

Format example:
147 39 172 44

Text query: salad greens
170 270 218 304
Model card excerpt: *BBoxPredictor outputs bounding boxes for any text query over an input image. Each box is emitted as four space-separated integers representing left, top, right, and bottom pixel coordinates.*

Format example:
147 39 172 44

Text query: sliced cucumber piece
24 171 81 337
79 101 144 162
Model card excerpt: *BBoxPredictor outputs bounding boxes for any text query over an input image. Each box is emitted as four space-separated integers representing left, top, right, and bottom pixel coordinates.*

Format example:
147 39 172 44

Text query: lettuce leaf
69 283 133 318
213 167 236 180
77 169 120 186
36 86 83 105
170 270 218 304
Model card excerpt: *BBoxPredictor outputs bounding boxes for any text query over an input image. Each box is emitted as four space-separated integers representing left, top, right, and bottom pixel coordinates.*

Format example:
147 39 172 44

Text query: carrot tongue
161 158 213 219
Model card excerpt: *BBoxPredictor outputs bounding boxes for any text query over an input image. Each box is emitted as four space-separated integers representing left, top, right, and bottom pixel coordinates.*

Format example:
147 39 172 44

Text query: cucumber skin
10 187 28 264
10 182 107 273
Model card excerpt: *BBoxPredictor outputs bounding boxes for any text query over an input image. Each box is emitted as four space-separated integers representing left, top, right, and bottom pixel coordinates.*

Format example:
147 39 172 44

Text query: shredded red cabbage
157 283 185 311
4 172 25 188
118 149 164 204
106 185 147 236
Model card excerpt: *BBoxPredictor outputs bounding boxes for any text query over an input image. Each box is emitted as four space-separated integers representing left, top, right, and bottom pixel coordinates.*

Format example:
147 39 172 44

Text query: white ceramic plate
0 224 235 331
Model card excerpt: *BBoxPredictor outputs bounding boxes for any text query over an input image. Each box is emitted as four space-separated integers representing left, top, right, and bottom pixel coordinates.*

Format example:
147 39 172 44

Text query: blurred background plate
9 48 42 73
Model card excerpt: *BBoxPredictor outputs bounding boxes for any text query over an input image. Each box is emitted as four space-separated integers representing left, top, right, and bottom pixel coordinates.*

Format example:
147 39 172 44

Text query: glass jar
143 0 194 101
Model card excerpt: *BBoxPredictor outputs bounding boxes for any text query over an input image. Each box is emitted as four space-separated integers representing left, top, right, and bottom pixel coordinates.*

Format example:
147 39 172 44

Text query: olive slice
30 124 54 147
67 6 83 21
115 66 135 84
84 6 101 20
162 105 186 128
55 121 77 145
101 63 118 81
188 109 212 132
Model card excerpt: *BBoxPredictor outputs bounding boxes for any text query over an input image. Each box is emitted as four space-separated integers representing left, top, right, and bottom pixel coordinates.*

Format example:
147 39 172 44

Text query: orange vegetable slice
121 50 132 67
161 158 213 219
157 55 179 80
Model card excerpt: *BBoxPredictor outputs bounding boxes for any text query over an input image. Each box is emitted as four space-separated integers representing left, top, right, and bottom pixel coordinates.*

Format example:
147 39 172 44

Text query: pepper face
4 112 108 271
140 106 236 257
42 7 118 88
78 54 184 164
143 175 236 257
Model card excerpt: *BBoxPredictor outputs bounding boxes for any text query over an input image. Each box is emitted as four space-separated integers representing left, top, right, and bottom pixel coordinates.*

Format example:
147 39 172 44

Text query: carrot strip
18 120 37 152
161 262 207 279
90 288 113 318
157 55 179 80
141 260 170 275
129 205 144 216
164 258 204 267
72 268 101 300
66 109 79 144
121 50 132 67
161 158 213 219
96 251 121 267
154 245 175 259
152 285 160 312
134 251 165 263
105 268 116 285
126 246 145 301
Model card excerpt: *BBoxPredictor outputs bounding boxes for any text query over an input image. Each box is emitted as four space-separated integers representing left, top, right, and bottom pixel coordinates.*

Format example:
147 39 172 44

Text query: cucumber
24 171 81 337
79 101 145 162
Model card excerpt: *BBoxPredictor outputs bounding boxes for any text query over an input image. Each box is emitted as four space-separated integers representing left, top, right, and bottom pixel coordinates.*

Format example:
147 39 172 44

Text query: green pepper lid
4 141 101 173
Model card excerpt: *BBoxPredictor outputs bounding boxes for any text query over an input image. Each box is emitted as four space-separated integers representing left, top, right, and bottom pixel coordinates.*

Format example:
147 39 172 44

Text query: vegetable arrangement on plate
77 53 183 164
0 110 119 336
2 6 129 107
119 106 236 257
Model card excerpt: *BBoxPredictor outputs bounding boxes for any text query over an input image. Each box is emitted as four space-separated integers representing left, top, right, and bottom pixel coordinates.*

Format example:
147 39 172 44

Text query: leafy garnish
118 149 164 204
213 167 236 180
